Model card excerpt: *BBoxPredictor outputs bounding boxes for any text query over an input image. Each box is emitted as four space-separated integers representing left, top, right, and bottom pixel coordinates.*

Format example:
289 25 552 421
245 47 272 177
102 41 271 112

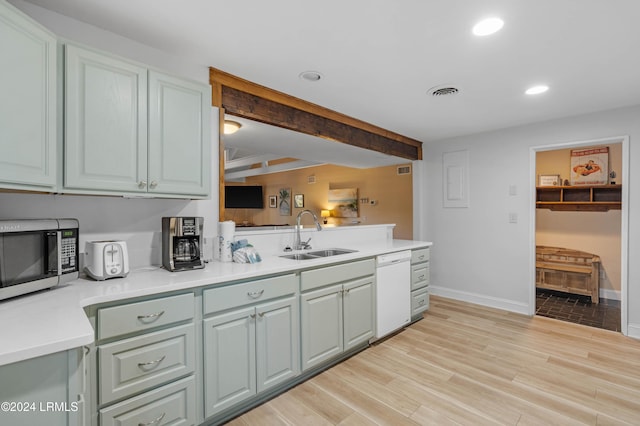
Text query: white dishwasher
375 250 411 339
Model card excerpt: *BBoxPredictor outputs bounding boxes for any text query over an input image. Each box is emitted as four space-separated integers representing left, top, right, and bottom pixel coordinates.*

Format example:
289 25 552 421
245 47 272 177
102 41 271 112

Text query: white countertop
0 239 431 367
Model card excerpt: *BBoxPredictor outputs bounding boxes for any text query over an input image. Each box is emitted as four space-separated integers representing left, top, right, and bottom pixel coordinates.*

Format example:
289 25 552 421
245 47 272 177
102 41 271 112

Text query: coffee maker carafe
162 217 205 271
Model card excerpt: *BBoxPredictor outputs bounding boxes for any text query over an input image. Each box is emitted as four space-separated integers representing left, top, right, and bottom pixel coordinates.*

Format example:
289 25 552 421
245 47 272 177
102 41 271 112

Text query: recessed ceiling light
472 17 504 36
525 85 549 95
299 71 323 82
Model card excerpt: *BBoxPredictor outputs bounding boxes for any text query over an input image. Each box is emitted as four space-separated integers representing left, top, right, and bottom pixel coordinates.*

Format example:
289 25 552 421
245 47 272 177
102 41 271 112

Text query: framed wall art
294 194 304 208
570 147 608 185
279 188 291 216
328 188 358 217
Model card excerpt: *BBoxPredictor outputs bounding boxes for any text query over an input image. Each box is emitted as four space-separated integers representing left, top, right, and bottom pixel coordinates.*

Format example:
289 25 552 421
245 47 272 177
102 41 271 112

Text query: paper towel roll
218 221 235 262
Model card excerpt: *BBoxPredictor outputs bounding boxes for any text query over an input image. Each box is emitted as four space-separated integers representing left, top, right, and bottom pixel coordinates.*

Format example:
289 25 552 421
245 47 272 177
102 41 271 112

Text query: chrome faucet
294 209 323 250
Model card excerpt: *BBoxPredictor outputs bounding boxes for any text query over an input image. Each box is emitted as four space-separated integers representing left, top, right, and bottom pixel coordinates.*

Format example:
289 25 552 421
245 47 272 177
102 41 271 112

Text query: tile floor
535 288 621 332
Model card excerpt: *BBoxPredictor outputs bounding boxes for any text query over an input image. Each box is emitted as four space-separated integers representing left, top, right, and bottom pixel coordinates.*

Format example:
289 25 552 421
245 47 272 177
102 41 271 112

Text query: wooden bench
536 246 600 304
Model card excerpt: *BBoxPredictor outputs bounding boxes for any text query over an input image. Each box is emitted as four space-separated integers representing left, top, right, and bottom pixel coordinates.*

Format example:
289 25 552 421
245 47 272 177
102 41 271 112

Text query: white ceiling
19 0 640 167
223 116 411 179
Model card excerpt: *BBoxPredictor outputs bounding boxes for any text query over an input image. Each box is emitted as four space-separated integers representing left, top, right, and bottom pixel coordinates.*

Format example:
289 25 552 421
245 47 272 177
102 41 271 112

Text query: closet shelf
536 184 621 212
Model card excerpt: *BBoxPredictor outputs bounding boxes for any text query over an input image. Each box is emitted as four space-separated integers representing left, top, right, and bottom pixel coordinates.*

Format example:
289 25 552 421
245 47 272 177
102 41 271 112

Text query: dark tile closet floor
535 288 621 332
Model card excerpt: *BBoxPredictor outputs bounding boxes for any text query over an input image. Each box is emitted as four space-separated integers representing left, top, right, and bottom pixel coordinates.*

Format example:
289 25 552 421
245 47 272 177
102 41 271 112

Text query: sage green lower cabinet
300 259 375 371
411 248 431 320
99 376 196 426
0 349 83 426
89 292 196 426
203 274 299 419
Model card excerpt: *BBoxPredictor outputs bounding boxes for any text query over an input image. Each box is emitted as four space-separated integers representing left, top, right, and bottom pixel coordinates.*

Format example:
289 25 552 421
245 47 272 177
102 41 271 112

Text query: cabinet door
203 306 256 418
64 44 148 193
300 284 343 371
0 351 70 426
343 277 374 351
255 296 299 393
148 71 210 196
0 2 56 190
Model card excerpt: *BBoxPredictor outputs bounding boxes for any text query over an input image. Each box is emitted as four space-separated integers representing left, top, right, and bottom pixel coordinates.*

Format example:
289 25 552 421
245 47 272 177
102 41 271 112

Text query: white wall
1 0 219 268
419 105 640 337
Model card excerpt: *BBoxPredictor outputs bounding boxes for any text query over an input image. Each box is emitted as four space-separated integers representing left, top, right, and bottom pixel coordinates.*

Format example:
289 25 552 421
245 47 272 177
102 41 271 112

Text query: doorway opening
530 136 629 334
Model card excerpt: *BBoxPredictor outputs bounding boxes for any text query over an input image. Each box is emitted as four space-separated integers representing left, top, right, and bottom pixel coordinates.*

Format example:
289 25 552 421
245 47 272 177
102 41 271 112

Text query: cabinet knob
258 312 265 317
250 313 256 319
149 180 158 189
138 180 147 189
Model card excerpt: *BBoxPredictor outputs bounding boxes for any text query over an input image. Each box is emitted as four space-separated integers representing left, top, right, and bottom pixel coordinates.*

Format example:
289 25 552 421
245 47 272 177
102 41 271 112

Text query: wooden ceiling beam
209 68 423 161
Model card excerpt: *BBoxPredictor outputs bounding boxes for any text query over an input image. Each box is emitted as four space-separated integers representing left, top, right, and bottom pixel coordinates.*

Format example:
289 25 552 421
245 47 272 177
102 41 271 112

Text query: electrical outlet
369 200 377 205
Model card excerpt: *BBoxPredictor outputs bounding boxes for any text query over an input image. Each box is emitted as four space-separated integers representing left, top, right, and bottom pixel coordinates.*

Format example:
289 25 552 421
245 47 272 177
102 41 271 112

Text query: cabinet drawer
411 264 430 290
411 288 429 316
203 274 297 314
301 259 375 292
99 324 195 404
411 248 430 264
100 376 196 426
98 293 194 340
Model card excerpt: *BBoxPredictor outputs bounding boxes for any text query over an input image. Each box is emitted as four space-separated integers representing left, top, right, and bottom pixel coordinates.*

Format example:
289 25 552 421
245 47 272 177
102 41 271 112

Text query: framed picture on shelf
538 174 560 186
294 194 304 208
570 147 608 185
268 195 277 208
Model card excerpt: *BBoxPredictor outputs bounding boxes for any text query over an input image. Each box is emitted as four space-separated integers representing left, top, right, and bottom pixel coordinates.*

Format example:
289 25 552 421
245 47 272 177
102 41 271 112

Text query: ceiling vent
428 85 459 97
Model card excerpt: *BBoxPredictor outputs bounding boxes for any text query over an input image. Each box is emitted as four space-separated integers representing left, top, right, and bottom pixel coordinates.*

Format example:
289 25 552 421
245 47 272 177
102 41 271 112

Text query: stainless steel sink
279 253 320 260
279 248 357 260
307 248 357 257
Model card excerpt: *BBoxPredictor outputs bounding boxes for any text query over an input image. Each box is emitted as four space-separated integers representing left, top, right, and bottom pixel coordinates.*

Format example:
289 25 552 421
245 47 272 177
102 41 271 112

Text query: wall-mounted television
225 185 264 209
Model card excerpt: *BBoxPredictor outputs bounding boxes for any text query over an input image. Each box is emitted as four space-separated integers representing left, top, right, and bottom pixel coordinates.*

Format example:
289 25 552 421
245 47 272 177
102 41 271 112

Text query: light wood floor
229 296 640 425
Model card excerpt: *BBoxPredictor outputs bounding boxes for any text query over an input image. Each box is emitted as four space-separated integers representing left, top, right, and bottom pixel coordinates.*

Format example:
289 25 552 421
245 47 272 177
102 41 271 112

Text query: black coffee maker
162 217 205 271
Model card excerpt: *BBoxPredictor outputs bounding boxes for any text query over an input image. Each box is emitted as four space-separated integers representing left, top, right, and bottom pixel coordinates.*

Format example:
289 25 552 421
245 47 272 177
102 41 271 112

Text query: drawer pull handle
418 275 425 280
139 412 165 426
419 255 425 260
258 312 265 317
137 311 165 321
138 355 166 369
247 289 265 299
250 313 256 319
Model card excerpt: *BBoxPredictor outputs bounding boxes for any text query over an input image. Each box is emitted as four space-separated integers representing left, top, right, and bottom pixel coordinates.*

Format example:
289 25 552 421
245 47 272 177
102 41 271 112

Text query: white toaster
85 240 130 280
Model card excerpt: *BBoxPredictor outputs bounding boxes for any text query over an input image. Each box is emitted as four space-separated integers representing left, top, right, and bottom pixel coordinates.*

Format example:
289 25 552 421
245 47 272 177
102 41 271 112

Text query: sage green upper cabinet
148 71 210 196
0 0 56 191
64 45 148 194
64 44 210 198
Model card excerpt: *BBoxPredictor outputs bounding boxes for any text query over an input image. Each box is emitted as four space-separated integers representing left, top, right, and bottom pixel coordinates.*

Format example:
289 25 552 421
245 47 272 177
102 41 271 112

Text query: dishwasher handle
376 250 412 267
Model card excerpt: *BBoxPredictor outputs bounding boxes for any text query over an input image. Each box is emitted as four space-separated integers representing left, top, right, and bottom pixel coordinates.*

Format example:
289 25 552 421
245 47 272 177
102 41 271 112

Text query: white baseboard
626 323 640 340
429 286 530 315
599 288 621 301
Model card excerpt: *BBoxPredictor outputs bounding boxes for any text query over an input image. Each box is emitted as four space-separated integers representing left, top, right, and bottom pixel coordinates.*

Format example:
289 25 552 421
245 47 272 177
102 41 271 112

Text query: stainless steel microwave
0 219 79 302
